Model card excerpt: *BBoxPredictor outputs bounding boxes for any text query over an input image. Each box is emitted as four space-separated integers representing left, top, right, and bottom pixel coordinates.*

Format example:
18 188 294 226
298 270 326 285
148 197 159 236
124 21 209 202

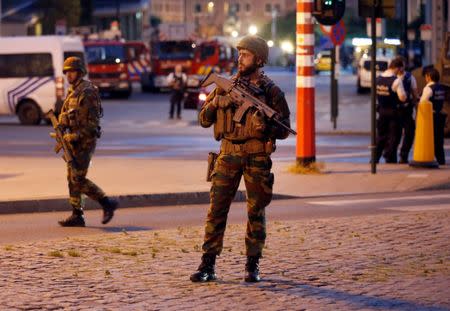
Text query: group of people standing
375 56 446 165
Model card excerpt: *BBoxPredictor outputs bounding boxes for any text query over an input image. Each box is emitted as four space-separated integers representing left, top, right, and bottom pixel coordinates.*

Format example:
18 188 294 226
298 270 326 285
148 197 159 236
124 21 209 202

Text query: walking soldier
54 57 118 227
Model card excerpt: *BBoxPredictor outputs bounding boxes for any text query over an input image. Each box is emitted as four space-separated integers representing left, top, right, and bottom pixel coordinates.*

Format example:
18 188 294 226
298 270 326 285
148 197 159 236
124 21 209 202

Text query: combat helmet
63 56 87 75
236 35 269 66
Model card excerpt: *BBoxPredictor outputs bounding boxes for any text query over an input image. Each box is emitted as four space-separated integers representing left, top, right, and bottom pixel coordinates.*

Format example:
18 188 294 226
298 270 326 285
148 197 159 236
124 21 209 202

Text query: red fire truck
141 39 237 93
84 40 132 98
191 40 237 76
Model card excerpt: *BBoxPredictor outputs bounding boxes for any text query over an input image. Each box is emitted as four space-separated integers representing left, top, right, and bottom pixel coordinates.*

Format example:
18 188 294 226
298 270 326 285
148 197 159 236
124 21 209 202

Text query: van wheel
17 100 41 125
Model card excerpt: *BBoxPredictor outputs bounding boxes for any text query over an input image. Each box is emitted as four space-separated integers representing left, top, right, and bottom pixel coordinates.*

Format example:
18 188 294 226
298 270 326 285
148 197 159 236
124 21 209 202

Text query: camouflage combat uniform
59 78 105 210
56 57 117 227
199 73 291 257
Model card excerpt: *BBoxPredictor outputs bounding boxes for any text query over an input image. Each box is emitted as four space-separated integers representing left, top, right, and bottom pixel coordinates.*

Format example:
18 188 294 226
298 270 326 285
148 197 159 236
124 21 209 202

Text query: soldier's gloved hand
213 95 234 109
63 133 79 143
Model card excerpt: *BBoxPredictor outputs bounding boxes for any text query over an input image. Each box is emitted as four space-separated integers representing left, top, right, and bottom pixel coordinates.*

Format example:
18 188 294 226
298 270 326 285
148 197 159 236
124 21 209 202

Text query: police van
0 36 85 125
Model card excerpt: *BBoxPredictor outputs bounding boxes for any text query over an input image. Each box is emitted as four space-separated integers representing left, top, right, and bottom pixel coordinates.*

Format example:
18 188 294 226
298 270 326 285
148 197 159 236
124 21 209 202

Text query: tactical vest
376 75 399 109
430 83 446 113
213 75 275 142
402 72 412 103
62 79 103 137
172 73 186 91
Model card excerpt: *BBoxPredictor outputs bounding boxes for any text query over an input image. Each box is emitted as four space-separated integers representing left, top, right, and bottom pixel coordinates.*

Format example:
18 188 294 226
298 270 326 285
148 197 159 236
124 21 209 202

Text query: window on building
0 53 54 78
245 3 251 12
230 3 240 13
195 3 202 13
274 4 281 13
265 3 272 13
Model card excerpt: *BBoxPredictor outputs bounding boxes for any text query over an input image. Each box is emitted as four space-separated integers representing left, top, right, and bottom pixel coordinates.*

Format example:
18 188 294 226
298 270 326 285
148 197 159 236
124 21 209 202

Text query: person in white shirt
375 57 407 163
419 67 447 165
396 57 419 163
167 64 187 119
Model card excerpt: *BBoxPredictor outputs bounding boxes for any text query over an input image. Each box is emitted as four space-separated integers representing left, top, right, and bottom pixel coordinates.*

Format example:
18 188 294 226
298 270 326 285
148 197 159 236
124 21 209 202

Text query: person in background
396 57 419 163
167 64 187 119
419 67 447 165
375 57 407 163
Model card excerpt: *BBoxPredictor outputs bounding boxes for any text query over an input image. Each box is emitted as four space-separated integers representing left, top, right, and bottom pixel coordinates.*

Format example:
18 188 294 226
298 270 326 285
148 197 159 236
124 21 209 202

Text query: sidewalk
0 156 449 213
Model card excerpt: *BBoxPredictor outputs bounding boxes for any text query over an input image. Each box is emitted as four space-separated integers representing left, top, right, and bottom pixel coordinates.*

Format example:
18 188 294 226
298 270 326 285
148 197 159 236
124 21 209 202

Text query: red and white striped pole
296 0 316 165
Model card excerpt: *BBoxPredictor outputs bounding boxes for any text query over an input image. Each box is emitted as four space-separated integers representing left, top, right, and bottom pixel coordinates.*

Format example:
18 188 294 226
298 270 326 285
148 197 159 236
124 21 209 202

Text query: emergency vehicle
125 41 152 82
0 36 85 125
191 40 237 76
84 40 132 98
141 40 196 92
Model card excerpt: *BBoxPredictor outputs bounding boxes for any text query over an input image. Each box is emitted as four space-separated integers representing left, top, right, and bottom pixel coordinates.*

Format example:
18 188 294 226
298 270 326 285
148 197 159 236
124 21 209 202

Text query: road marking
383 204 450 212
308 194 450 206
407 173 429 178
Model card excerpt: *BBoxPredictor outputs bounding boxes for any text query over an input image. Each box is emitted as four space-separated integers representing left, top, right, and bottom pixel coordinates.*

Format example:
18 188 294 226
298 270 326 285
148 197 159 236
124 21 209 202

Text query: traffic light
313 0 346 26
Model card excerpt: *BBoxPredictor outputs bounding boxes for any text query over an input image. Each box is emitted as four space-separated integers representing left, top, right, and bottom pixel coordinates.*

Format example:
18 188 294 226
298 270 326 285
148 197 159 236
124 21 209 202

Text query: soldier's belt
221 139 273 154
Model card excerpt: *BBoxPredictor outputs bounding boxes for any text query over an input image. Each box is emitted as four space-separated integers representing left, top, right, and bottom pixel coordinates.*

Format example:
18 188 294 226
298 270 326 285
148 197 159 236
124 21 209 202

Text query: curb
0 191 299 215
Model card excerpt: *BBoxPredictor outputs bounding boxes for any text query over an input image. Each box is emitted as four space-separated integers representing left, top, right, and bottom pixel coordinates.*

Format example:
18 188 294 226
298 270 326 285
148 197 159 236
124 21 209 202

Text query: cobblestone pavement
1 209 449 311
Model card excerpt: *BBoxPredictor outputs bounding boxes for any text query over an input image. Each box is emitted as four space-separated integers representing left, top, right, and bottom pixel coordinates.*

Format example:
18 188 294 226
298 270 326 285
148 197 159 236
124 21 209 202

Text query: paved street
0 69 448 164
1 193 449 310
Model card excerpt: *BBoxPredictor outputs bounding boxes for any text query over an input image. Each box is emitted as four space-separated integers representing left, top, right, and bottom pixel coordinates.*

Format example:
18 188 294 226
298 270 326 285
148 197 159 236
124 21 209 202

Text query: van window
64 51 85 61
363 60 388 71
0 53 54 78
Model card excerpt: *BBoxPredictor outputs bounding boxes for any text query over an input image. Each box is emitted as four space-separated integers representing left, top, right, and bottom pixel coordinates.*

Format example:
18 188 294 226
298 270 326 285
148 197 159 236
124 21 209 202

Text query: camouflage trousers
67 140 105 210
202 152 274 257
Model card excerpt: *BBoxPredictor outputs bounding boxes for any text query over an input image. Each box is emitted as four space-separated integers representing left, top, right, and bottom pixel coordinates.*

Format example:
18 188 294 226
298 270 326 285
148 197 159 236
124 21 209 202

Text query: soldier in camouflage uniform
190 36 291 283
57 57 118 227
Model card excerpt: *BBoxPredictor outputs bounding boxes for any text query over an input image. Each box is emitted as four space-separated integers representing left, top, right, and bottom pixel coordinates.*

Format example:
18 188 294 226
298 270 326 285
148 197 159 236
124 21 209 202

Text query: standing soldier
419 67 447 165
396 58 419 163
167 64 187 119
375 57 407 163
56 57 118 227
190 35 291 283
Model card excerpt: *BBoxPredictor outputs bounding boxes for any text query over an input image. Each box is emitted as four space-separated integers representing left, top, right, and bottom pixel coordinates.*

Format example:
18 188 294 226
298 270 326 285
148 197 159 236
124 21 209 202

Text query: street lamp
231 30 239 38
207 2 214 13
267 40 274 47
248 25 258 35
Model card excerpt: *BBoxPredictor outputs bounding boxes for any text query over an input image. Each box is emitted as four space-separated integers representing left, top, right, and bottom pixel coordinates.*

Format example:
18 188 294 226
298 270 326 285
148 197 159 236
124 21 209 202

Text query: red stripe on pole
297 2 313 12
296 24 314 33
296 46 315 55
297 66 315 76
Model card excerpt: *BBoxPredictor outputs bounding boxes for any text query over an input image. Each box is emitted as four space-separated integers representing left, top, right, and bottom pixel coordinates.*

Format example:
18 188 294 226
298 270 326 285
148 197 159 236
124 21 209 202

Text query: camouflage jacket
59 79 102 141
199 72 291 141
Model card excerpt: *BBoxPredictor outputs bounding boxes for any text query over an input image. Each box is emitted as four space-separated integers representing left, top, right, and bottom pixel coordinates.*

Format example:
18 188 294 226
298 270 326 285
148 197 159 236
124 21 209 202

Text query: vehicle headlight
199 93 207 101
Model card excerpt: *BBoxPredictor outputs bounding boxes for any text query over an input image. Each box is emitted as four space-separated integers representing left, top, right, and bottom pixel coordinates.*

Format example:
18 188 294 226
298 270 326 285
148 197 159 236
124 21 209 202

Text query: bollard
410 100 439 168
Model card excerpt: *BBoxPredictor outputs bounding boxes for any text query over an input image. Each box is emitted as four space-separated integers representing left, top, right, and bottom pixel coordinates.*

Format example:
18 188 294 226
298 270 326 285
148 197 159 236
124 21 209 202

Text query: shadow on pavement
90 226 153 233
252 277 447 311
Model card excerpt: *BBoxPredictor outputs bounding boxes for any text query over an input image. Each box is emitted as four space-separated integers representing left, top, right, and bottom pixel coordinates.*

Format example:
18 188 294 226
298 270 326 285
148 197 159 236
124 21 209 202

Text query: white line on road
308 194 450 206
383 204 450 212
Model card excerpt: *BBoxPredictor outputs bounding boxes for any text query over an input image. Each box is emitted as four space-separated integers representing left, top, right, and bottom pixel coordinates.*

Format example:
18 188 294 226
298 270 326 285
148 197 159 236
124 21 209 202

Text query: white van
357 55 392 93
0 36 85 125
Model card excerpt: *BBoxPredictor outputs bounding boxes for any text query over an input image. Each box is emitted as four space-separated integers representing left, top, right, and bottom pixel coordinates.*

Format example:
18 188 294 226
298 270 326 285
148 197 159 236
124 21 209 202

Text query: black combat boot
245 256 261 282
190 253 217 282
58 208 85 227
99 196 118 224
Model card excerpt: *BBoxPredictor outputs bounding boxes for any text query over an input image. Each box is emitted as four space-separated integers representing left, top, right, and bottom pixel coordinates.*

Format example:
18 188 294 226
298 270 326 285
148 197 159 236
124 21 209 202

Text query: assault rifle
47 109 74 163
201 72 297 135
